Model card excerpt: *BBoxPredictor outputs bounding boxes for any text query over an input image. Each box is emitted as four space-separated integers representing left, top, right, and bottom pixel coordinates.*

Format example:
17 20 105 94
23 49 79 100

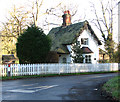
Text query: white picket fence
0 63 119 77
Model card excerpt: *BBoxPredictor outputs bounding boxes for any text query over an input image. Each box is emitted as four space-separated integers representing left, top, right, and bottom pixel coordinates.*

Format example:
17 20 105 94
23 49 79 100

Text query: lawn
102 75 120 102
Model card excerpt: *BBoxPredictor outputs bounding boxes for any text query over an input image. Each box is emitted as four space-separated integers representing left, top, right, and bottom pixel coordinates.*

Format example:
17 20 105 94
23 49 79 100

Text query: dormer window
81 38 88 45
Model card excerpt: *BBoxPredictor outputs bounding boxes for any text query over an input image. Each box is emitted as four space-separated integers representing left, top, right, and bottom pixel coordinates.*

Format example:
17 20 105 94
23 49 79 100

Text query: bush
16 25 51 64
72 41 84 63
98 60 109 63
113 43 120 63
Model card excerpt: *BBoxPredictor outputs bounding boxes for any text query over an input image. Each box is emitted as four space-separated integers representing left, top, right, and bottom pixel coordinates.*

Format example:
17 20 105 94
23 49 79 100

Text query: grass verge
102 75 120 102
2 71 119 81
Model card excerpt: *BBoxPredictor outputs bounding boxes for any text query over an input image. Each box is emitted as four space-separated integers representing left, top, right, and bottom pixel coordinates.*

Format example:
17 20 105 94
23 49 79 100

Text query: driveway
2 73 119 101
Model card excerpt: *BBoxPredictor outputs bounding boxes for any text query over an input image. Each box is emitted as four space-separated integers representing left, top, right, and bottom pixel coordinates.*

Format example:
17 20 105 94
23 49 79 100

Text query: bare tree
31 0 44 26
90 0 118 62
27 0 63 32
43 2 82 32
0 0 84 54
1 5 29 54
27 0 83 32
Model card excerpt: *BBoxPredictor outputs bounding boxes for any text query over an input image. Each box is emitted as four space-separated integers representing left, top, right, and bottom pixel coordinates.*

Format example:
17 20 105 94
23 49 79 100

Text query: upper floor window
81 38 88 45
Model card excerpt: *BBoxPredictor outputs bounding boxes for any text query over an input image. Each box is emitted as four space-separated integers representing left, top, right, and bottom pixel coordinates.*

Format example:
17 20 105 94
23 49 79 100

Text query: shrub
16 25 51 64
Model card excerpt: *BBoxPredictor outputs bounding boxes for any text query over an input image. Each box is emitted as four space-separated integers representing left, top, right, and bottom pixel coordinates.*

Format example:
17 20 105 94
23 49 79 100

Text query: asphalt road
2 73 119 101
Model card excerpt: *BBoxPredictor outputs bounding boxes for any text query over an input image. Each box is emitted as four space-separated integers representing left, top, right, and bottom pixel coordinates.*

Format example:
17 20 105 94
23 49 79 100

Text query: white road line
7 89 35 93
27 86 49 89
35 85 58 89
22 83 38 86
35 85 58 92
7 85 58 93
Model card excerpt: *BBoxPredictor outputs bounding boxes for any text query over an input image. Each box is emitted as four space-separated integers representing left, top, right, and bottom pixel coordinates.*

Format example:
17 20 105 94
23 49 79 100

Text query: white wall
58 45 73 63
59 30 100 64
59 54 72 63
78 30 100 64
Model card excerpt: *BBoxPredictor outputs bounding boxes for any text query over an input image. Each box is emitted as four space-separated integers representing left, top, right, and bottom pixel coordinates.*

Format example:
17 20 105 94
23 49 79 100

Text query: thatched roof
48 20 102 54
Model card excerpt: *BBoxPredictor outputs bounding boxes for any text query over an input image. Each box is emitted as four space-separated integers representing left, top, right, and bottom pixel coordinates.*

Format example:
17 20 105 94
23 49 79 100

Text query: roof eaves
81 47 93 54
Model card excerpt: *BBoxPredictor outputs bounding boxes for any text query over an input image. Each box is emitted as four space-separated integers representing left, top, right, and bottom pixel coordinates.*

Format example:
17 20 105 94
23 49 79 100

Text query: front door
63 57 67 63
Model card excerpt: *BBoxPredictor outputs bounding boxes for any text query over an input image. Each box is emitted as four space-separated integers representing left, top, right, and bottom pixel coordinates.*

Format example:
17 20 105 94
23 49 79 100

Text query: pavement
2 73 119 101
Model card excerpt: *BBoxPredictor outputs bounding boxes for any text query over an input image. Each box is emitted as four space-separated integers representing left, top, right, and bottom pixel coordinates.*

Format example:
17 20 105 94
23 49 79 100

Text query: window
76 41 80 45
81 38 88 45
63 57 67 63
85 55 91 63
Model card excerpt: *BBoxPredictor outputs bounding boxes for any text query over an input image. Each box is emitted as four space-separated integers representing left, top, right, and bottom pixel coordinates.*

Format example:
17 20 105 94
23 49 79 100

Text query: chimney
62 10 71 26
118 2 120 43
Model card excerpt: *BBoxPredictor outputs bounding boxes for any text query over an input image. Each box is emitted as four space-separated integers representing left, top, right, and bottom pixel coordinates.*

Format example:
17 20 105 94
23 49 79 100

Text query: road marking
7 85 58 93
35 85 58 92
95 76 105 78
93 88 98 91
35 85 58 89
7 89 35 93
22 83 38 86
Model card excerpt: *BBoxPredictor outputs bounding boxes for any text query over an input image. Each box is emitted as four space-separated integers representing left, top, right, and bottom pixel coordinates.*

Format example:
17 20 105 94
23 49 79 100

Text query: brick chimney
62 10 71 26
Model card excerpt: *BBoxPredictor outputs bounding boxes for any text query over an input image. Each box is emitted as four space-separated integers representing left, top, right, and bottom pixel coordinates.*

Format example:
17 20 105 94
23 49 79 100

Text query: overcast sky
0 0 96 22
0 0 119 44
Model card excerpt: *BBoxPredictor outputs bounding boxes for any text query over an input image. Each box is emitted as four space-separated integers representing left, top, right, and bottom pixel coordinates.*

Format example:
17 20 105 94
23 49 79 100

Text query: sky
0 0 93 23
0 0 119 45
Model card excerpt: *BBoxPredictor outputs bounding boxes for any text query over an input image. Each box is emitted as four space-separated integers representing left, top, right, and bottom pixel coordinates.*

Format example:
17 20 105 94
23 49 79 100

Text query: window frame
85 55 91 63
81 38 88 45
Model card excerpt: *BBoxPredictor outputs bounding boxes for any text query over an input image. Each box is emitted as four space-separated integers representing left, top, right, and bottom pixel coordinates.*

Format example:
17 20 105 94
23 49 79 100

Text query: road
2 73 119 101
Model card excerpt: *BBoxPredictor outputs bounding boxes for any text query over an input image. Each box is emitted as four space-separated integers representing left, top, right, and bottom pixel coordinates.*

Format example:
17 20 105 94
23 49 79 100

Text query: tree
90 0 118 62
30 0 44 26
42 1 81 31
117 43 120 63
113 43 120 63
1 5 29 54
72 41 84 63
16 25 51 64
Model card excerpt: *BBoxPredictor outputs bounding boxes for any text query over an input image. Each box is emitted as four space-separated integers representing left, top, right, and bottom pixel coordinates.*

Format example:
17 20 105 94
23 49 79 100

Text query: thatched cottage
48 10 102 63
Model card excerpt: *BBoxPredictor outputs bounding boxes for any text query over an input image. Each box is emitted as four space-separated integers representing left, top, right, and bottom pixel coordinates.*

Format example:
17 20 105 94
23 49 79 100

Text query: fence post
7 64 11 77
43 64 46 74
75 63 77 73
2 65 4 77
33 64 34 75
58 64 60 75
4 65 6 76
37 64 39 75
0 65 2 77
66 63 68 73
118 63 120 71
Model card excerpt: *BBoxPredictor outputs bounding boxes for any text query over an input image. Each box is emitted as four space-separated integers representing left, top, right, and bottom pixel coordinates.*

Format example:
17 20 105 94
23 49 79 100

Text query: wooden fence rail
0 63 119 77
